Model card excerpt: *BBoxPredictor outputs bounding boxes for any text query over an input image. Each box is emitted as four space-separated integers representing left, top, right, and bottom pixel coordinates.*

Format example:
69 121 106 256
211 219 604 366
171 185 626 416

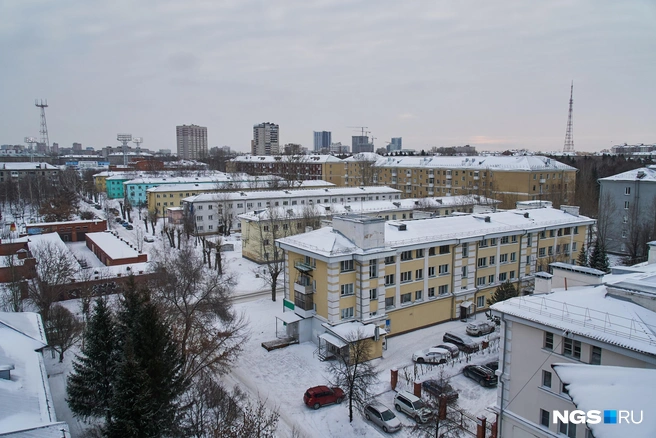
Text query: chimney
534 272 553 294
648 241 656 265
0 364 15 380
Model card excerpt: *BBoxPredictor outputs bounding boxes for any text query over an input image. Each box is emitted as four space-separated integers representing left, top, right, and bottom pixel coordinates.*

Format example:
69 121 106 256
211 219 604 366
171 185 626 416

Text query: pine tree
576 243 588 267
487 281 518 306
108 276 187 437
590 240 610 273
67 298 118 423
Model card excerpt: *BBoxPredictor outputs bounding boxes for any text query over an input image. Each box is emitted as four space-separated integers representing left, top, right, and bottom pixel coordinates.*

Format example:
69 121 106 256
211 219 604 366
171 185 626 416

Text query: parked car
94 204 101 210
115 218 123 223
121 222 129 227
363 403 402 433
412 347 451 364
432 342 460 358
463 365 498 387
485 361 499 372
125 224 133 230
466 320 496 337
393 391 432 423
421 379 459 403
303 386 344 410
442 332 480 353
144 235 154 243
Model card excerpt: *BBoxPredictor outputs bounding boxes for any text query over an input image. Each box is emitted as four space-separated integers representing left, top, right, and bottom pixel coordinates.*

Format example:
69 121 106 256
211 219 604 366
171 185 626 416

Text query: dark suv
463 365 498 387
421 379 459 403
442 332 479 353
303 386 344 409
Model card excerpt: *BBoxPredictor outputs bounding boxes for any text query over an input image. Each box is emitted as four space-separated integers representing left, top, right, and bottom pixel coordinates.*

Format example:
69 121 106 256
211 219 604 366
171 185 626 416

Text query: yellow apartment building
276 206 593 359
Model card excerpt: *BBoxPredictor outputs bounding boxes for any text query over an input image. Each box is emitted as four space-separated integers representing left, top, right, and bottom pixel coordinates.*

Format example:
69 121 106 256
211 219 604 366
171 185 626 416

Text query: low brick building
26 219 107 242
85 232 148 266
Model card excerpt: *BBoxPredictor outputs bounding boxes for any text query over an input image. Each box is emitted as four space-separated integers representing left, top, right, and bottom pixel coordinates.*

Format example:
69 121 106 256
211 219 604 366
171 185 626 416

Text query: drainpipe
498 311 508 438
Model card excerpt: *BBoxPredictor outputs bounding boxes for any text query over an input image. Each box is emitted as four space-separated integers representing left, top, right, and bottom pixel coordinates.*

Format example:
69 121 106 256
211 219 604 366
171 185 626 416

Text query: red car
303 385 345 409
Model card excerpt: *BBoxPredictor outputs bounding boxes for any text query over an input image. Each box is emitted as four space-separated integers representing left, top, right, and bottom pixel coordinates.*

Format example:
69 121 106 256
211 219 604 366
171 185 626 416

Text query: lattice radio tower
563 82 574 153
35 99 50 153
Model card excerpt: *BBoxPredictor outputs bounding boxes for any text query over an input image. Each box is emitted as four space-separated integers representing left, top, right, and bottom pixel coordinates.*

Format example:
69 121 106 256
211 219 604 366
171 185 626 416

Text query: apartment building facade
491 263 656 438
275 207 593 350
226 155 346 185
176 124 208 160
252 122 279 155
0 162 59 182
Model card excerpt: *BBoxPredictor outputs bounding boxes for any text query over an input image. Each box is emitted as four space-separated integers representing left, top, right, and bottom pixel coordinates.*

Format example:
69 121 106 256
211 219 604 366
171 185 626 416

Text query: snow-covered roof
373 155 576 171
85 232 143 260
492 286 656 356
323 321 387 341
277 207 594 257
343 152 381 162
27 219 105 227
27 232 73 256
0 312 61 434
550 262 606 277
232 154 343 164
185 186 401 204
0 162 59 171
552 364 656 438
598 167 656 183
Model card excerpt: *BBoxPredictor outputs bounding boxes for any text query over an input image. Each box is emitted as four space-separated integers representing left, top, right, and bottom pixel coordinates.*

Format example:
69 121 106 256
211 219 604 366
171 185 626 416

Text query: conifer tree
590 240 610 273
67 298 118 423
576 243 588 267
487 281 518 306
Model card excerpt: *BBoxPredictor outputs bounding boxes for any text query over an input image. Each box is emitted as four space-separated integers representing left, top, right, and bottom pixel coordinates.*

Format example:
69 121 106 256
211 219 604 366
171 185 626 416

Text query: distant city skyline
1 1 654 154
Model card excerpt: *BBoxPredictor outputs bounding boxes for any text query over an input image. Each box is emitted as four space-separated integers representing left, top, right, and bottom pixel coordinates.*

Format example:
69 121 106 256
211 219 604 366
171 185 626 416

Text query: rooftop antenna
24 137 38 162
117 133 132 166
132 137 143 155
563 81 574 154
35 99 50 154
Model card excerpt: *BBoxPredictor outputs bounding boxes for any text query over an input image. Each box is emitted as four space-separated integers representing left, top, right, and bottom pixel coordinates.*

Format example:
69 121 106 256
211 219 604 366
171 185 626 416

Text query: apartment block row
275 206 593 351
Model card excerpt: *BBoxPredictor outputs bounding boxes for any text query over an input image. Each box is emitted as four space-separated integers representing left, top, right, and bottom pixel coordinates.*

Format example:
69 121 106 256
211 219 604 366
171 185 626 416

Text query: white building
491 257 656 438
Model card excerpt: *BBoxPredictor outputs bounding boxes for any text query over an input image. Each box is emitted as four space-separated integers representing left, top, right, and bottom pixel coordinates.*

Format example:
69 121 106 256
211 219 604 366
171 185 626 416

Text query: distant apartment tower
72 142 82 152
176 125 208 160
252 122 279 155
352 135 373 154
388 137 402 152
313 131 332 152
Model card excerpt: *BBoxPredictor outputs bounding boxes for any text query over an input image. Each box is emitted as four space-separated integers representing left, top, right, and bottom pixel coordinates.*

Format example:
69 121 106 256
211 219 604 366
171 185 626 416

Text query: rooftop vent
637 171 646 179
524 212 529 218
389 221 407 231
393 202 401 207
484 216 491 222
0 364 15 380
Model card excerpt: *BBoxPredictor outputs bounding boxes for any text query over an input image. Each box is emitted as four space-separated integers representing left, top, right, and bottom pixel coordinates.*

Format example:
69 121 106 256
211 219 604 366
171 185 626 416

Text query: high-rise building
388 137 402 152
313 131 332 152
352 135 373 154
72 142 82 152
176 124 208 160
252 122 279 155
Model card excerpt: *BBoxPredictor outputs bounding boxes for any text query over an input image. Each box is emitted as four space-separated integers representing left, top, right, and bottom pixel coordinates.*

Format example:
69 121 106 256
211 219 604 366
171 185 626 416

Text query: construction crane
347 126 368 137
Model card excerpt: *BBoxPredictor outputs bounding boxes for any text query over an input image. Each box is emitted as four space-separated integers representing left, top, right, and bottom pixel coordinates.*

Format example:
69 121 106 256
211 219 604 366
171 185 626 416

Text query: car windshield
413 400 427 410
381 409 395 421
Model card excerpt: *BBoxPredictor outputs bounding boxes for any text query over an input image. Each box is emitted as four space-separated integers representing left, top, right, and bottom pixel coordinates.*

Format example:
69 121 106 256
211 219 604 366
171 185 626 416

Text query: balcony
446 183 452 188
446 174 452 180
474 176 479 181
294 281 314 295
294 292 315 318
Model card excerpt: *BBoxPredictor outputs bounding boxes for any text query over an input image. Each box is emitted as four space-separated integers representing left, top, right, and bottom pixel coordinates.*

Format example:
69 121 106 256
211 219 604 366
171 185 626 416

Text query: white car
144 235 155 243
466 320 496 337
412 347 451 364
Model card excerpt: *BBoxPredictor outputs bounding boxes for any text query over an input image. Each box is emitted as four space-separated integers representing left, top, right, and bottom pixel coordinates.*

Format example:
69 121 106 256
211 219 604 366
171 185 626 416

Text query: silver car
363 403 402 433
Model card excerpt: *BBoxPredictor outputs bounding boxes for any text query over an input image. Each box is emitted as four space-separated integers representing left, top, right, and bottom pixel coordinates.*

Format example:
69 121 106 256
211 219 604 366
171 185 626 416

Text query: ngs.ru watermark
554 410 643 425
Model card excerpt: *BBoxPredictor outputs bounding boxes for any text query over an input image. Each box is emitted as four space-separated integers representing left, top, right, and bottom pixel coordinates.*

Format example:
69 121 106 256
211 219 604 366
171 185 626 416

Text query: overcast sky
2 0 655 154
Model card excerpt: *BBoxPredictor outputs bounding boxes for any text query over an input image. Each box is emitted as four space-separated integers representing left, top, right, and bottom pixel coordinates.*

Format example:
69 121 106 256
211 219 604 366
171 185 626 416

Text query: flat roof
86 231 143 260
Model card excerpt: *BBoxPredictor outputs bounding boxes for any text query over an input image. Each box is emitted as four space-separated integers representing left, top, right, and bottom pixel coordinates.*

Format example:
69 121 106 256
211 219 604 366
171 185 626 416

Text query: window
561 382 570 396
499 272 507 282
480 239 488 248
428 287 435 298
197 205 203 210
369 289 377 300
574 226 579 234
544 332 554 350
263 225 270 232
401 293 412 304
542 370 552 388
488 274 495 284
340 260 354 272
572 242 577 252
416 249 424 258
401 251 413 261
428 266 436 277
539 247 546 257
476 296 485 307
196 215 203 221
385 274 395 286
527 235 532 247
625 187 631 195
461 266 467 278
400 271 412 282
415 269 423 280
439 245 450 254
549 230 555 238
369 260 378 278
591 346 602 365
385 256 395 264
511 235 517 243
415 290 423 301
477 257 487 268
438 284 449 295
490 238 497 246
563 338 581 359
510 271 516 279
340 283 354 296
500 236 509 244
429 247 436 256
624 201 630 209
500 253 508 263
489 255 496 265
208 215 213 221
477 276 486 286
539 408 550 427
548 246 554 256
438 264 449 274
341 307 354 320
462 242 469 257
385 296 395 308
559 421 577 438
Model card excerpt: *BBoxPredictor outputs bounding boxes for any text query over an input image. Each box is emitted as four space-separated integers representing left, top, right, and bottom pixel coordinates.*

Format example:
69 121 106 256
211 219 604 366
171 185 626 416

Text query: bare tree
28 241 80 322
46 304 83 362
150 240 249 381
351 153 379 186
596 192 618 243
148 210 159 236
1 253 24 312
623 195 656 264
327 330 379 423
215 193 234 236
255 207 294 301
